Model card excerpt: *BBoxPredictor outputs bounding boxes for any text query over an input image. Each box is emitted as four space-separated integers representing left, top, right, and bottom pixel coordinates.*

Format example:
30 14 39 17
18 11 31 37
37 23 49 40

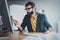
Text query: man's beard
27 11 33 17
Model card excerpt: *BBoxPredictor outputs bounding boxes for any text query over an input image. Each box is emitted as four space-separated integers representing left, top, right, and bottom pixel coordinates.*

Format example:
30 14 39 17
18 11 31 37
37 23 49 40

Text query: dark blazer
19 12 51 33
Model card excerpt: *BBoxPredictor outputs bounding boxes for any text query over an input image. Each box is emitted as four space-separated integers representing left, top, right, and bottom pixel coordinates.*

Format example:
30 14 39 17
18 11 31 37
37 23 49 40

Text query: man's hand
13 20 19 26
44 30 51 34
13 20 23 31
44 28 52 34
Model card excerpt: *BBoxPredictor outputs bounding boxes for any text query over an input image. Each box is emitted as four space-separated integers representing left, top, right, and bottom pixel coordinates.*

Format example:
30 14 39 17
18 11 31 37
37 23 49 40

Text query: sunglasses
25 7 33 10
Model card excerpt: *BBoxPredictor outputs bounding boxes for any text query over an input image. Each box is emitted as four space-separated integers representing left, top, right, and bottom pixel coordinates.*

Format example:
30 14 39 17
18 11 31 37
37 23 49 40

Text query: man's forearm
16 24 23 31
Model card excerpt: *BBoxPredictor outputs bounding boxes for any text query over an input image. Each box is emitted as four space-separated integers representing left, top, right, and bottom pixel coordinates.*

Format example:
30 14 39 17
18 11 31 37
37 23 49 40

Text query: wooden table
0 31 59 40
0 31 27 40
0 31 44 40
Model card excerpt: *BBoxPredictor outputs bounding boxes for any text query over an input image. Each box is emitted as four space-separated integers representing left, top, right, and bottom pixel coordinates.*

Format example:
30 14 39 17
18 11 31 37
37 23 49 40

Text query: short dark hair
25 2 35 8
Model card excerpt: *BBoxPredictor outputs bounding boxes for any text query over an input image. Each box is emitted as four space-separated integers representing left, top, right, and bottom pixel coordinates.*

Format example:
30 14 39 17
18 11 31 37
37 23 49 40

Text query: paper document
23 32 59 40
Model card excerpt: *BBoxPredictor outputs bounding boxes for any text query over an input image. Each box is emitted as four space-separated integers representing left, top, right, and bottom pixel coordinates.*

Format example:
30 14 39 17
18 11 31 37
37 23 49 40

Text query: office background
7 0 60 33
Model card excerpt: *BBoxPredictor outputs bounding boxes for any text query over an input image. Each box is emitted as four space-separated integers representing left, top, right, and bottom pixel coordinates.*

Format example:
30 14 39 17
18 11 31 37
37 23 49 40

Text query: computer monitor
0 0 13 33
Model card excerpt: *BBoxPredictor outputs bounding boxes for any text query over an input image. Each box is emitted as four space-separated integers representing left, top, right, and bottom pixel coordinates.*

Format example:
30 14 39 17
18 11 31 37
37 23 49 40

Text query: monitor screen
0 0 13 33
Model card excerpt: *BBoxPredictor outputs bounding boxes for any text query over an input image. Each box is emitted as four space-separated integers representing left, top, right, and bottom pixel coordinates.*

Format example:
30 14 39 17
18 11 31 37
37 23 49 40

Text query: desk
0 31 44 40
0 31 27 40
0 31 59 40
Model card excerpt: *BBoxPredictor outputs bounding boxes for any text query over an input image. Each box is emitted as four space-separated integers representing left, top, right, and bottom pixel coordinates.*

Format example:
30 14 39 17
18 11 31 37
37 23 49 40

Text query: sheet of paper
23 32 47 40
23 32 59 40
